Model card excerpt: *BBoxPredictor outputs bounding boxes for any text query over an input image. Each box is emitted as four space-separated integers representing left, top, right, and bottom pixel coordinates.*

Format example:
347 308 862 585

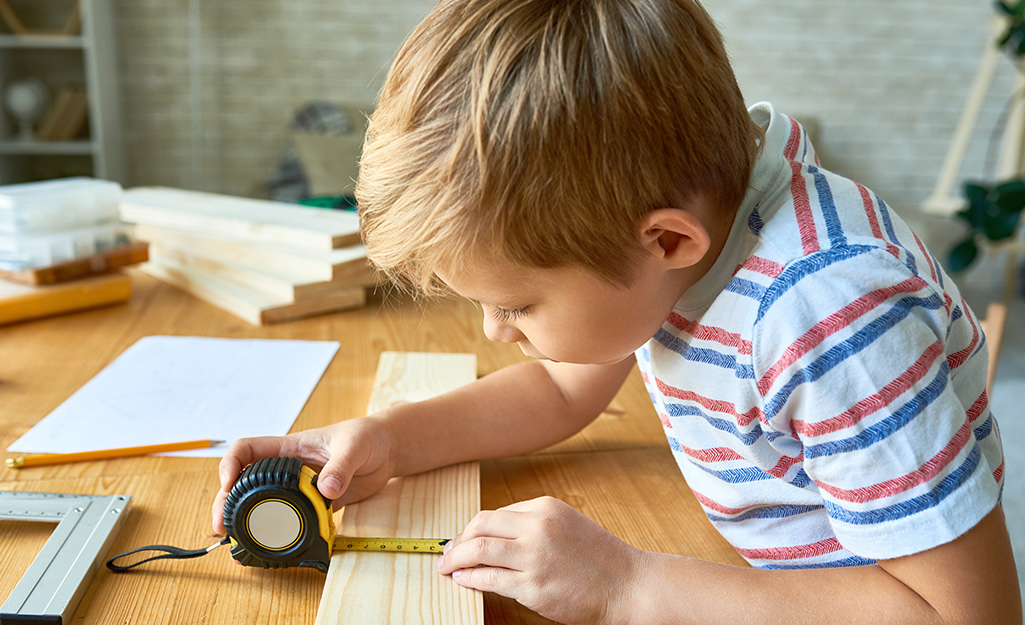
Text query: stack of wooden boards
121 187 378 325
0 178 145 326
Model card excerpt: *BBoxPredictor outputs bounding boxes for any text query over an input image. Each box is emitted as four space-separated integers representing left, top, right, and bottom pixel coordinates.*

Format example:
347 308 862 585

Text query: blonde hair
357 0 762 295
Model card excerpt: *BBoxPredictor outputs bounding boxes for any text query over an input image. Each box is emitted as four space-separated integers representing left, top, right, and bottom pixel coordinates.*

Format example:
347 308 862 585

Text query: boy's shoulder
737 104 942 300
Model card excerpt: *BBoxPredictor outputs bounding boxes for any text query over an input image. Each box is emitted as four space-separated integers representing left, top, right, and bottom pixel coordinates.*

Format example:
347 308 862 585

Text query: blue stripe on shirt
876 193 918 276
654 328 755 378
757 245 877 323
759 555 876 570
808 166 846 248
763 292 946 420
665 407 764 446
803 362 949 459
706 503 820 523
823 443 982 525
725 277 767 301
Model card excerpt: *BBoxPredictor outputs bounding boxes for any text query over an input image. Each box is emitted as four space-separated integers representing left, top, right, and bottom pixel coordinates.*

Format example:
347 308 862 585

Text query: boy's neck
674 202 737 298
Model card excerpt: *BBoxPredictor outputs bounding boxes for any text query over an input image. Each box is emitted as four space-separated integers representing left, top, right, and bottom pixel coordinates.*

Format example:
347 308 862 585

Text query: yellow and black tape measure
107 457 448 574
222 457 448 573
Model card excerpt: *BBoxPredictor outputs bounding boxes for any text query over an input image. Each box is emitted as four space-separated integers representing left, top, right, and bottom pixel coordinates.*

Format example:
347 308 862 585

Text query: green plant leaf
947 238 979 272
984 210 1022 240
960 182 992 229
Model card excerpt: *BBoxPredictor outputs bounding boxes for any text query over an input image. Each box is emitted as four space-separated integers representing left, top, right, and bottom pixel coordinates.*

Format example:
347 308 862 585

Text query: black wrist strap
106 537 230 572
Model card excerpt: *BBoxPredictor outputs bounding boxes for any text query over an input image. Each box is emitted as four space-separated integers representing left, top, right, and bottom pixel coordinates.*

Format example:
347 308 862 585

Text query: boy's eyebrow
466 296 525 309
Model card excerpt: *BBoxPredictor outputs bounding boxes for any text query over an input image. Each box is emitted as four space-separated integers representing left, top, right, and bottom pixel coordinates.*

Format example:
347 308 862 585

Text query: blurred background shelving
0 0 123 184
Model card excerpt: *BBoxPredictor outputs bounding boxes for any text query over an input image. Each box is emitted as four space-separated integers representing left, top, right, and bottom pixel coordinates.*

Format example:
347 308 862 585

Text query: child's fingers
211 489 230 534
212 434 310 532
437 535 522 574
449 564 519 595
217 436 302 490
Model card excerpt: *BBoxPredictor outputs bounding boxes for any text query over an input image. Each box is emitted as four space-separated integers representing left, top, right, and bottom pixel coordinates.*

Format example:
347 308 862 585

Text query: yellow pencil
5 439 225 469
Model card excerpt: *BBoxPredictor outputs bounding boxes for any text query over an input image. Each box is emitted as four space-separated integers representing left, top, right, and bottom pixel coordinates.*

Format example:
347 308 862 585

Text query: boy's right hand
211 417 395 534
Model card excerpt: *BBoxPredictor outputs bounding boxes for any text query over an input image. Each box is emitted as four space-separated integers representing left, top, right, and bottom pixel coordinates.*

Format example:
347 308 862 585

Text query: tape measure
222 457 448 573
107 457 448 574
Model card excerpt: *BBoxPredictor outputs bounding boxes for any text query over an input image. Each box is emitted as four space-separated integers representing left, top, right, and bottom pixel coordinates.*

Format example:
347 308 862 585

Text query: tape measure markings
333 537 449 553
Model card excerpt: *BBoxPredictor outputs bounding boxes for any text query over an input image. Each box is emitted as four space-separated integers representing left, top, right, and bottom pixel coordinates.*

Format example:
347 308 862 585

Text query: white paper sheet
8 335 340 457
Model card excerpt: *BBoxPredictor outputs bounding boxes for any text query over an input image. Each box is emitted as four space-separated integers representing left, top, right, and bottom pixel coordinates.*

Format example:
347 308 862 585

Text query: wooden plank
316 352 483 625
0 272 131 325
149 243 375 301
979 301 1008 392
139 258 366 325
134 223 372 283
120 187 361 250
0 242 149 286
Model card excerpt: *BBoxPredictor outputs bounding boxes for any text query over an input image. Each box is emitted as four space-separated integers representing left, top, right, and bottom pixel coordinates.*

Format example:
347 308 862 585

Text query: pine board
0 243 149 286
315 352 483 625
0 272 131 325
140 258 366 325
133 223 371 283
149 243 375 301
121 187 361 250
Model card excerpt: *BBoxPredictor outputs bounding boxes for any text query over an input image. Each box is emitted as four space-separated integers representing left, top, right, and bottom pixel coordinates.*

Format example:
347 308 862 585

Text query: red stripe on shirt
784 117 819 255
655 376 763 426
790 162 819 255
767 452 804 479
736 537 844 561
667 312 753 355
911 230 939 283
739 255 784 278
691 490 752 516
759 276 930 395
817 415 972 504
783 115 802 160
947 297 980 371
675 441 745 464
966 390 988 424
857 182 901 259
790 340 944 438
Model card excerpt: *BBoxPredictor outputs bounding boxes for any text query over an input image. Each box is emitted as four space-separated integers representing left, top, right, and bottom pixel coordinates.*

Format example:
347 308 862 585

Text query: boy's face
435 254 685 365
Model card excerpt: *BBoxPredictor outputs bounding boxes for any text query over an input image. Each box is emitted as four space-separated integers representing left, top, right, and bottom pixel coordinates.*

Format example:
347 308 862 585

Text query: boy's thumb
316 469 346 500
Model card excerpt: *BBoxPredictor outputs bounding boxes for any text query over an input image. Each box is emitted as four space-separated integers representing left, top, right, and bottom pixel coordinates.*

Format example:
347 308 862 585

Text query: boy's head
356 0 762 296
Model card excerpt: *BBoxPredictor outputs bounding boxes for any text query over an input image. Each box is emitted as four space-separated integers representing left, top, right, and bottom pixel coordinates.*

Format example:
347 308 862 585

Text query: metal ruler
0 490 132 624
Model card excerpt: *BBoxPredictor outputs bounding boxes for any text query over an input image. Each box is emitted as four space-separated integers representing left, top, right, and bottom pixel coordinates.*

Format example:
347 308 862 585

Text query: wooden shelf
0 0 123 184
0 140 94 155
0 34 84 48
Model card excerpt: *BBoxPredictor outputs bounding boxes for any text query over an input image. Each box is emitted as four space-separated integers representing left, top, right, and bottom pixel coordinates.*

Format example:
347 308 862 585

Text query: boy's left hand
437 496 641 625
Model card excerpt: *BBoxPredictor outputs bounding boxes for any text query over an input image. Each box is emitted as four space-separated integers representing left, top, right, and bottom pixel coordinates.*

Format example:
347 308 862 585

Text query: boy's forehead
435 260 544 304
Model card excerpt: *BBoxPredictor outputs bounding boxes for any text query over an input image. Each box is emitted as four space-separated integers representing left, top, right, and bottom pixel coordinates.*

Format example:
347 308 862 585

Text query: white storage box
0 222 133 270
0 177 123 234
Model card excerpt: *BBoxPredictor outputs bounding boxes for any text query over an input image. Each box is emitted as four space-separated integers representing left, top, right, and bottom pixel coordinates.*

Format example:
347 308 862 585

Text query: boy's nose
482 315 525 344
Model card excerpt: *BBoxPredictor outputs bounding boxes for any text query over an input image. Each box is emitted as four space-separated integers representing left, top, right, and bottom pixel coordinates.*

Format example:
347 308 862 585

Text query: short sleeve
752 245 1002 560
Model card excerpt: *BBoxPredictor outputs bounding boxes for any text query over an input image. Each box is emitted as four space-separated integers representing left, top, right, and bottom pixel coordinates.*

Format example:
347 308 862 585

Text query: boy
214 0 1022 622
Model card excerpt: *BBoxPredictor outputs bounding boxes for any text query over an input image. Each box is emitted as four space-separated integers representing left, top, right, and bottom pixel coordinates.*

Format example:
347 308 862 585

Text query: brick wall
704 0 1016 213
113 0 1016 212
114 0 430 197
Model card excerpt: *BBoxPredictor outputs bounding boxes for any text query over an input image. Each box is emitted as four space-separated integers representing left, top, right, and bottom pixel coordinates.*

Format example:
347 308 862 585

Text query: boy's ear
637 208 712 269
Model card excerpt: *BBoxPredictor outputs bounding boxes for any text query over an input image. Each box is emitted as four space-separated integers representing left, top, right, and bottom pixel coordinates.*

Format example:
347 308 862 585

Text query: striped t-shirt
635 102 1004 569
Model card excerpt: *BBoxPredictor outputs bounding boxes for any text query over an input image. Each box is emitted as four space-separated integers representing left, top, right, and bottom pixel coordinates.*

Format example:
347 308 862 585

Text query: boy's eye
491 306 530 322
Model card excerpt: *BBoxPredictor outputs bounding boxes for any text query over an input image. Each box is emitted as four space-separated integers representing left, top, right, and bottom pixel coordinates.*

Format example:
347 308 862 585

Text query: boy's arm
440 501 1021 625
213 357 635 531
381 357 638 477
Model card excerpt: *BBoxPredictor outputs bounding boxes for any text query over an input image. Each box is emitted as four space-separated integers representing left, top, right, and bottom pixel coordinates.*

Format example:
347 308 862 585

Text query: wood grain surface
316 352 482 625
0 270 744 624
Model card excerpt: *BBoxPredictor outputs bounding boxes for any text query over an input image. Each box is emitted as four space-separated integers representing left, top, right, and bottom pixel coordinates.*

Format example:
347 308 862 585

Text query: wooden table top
0 270 745 624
